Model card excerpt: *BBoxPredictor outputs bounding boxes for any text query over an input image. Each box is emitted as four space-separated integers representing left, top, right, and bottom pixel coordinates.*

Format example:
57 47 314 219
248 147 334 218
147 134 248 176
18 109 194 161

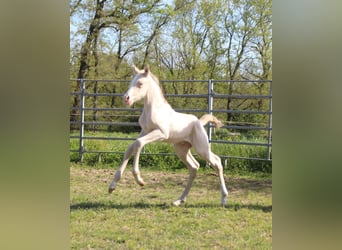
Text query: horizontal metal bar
70 121 140 126
71 107 142 112
70 136 270 146
212 80 272 83
70 121 272 130
76 136 136 141
72 93 207 98
211 109 272 115
70 79 130 83
173 109 206 113
69 149 271 161
71 79 209 84
210 140 271 147
220 155 272 161
70 107 272 115
70 79 271 84
84 150 126 154
161 80 208 83
70 92 209 98
70 107 208 113
212 94 271 99
164 94 208 98
220 125 272 131
84 93 123 97
70 92 271 99
81 121 140 126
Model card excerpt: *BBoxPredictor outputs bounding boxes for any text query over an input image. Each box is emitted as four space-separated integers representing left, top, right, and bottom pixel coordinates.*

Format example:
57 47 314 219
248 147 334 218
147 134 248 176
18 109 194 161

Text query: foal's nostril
124 95 130 103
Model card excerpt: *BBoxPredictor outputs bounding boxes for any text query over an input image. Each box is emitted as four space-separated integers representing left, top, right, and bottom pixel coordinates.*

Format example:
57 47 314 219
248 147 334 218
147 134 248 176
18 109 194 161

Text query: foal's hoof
136 178 145 186
221 194 228 207
108 187 115 193
172 199 185 206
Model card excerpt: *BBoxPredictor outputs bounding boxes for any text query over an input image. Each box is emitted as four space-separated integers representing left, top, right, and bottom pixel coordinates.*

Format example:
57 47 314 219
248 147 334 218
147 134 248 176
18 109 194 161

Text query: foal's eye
137 82 143 88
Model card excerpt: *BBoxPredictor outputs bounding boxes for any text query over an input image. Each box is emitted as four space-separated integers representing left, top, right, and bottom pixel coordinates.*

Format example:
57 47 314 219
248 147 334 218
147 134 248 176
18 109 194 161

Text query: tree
219 0 271 123
69 0 272 133
70 0 169 128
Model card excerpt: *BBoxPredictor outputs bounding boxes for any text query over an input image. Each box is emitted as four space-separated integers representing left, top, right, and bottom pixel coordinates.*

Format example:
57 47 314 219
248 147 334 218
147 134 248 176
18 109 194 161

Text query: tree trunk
226 82 234 122
92 35 99 132
70 0 105 130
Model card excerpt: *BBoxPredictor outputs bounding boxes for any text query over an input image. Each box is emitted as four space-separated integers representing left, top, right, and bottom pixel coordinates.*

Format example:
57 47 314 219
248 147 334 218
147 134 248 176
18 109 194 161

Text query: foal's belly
138 109 197 145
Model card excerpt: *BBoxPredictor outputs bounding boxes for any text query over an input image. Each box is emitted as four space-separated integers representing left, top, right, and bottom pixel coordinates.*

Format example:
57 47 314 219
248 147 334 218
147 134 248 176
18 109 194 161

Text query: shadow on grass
70 201 272 213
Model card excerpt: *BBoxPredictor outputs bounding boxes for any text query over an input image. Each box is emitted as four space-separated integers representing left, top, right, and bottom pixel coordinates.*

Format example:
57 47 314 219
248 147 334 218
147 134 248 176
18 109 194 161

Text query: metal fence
70 79 272 164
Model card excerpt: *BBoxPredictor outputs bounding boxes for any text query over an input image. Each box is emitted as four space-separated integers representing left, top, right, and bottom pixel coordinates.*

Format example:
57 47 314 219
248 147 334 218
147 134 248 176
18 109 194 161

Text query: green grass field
70 164 272 249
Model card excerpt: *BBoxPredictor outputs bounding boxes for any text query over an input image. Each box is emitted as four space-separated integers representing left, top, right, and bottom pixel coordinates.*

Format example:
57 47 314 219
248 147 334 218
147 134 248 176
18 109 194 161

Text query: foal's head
124 65 159 106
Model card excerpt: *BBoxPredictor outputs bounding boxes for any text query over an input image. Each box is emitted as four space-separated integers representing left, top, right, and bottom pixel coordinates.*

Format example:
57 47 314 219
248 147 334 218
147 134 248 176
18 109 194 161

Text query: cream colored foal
108 65 228 206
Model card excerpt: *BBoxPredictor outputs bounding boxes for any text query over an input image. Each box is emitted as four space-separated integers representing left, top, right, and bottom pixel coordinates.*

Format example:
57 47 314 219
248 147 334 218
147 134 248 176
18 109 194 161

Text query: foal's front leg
131 129 167 186
108 131 145 193
131 140 145 186
108 143 134 193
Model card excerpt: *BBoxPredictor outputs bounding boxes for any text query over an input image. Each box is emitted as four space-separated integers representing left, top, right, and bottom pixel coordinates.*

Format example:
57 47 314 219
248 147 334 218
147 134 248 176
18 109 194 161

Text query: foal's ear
144 65 150 75
132 64 140 74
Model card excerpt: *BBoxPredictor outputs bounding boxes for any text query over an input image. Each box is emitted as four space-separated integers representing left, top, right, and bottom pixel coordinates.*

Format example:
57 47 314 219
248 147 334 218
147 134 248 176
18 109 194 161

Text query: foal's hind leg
196 151 228 206
193 123 228 206
173 142 199 206
207 152 228 206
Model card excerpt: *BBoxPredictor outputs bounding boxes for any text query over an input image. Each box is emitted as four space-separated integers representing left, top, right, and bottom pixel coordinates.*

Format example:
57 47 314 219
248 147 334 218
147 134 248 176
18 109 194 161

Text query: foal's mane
149 71 168 104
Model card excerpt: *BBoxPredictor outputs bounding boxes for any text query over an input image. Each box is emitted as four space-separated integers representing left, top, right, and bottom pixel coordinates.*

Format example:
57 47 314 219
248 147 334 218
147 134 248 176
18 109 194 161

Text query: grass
70 163 272 249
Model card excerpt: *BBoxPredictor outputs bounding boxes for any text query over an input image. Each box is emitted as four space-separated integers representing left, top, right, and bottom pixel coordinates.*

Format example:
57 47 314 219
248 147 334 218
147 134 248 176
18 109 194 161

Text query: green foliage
70 0 272 81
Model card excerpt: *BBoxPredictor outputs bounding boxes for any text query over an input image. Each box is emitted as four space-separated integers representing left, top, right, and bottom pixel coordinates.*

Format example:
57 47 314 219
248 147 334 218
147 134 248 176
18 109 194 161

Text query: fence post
266 81 272 160
79 79 85 162
207 79 214 142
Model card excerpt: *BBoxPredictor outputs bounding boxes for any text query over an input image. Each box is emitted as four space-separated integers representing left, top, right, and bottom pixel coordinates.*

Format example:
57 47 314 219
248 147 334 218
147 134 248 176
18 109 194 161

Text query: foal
108 65 228 206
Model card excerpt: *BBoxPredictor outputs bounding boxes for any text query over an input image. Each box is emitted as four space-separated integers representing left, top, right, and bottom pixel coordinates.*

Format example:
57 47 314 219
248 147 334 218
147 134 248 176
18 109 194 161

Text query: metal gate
70 79 272 164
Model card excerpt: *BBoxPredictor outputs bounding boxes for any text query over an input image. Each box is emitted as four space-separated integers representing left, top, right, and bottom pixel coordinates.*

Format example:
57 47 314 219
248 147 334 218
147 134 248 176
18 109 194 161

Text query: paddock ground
70 165 272 249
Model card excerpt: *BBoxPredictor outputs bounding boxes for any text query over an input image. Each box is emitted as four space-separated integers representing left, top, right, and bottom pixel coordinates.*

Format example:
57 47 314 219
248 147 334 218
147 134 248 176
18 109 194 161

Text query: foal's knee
189 165 198 172
133 139 143 153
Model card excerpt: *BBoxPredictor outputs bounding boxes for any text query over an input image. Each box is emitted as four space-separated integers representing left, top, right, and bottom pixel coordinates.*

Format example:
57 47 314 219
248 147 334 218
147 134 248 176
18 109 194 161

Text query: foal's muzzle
123 95 130 105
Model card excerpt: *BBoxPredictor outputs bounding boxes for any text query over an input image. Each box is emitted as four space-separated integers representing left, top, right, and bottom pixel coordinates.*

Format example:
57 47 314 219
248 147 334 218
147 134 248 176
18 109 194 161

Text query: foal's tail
199 114 223 128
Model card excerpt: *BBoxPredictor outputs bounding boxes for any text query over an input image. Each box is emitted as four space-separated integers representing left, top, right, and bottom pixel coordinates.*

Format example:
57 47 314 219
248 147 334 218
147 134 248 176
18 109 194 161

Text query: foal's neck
144 81 168 110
